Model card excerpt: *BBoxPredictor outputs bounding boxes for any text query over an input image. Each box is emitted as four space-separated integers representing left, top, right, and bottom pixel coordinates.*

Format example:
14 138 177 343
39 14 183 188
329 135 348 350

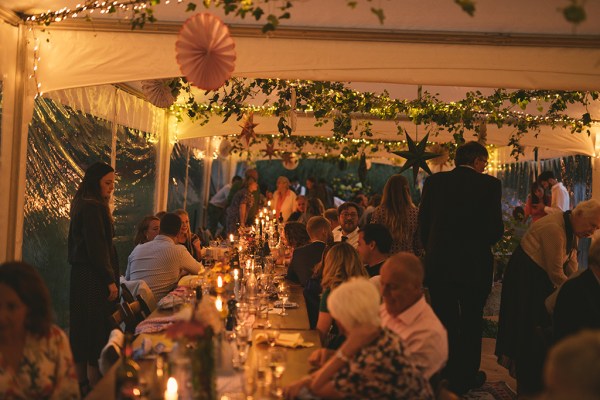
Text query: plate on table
273 301 299 308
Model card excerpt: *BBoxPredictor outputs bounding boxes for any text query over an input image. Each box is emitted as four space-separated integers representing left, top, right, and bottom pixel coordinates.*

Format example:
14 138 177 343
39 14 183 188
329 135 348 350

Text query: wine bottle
115 333 141 400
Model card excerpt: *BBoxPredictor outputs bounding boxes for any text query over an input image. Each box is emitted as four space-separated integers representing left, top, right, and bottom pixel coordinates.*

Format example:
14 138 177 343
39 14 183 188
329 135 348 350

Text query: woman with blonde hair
316 242 368 348
272 176 297 222
371 174 422 255
174 209 201 261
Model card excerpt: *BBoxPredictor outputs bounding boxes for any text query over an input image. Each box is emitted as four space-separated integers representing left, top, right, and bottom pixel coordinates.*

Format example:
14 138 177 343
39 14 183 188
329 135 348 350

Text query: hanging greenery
171 77 598 160
25 0 590 30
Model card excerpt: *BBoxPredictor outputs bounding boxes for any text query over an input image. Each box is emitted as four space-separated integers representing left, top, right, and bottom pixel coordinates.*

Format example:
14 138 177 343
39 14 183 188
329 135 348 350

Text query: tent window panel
23 97 113 329
113 125 157 275
168 143 205 235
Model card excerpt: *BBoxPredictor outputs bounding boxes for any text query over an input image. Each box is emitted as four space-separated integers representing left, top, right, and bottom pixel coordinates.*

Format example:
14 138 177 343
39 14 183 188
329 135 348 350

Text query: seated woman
316 242 368 348
285 278 433 399
174 209 202 261
0 261 80 399
133 215 160 246
275 221 311 266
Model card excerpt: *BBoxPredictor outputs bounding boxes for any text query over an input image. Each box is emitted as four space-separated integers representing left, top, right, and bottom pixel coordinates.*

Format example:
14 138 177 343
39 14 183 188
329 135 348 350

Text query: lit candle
267 200 271 207
215 296 223 312
272 209 276 216
266 215 270 222
255 218 259 226
246 259 251 269
229 233 234 244
164 377 178 400
233 269 239 280
239 245 242 253
217 275 223 288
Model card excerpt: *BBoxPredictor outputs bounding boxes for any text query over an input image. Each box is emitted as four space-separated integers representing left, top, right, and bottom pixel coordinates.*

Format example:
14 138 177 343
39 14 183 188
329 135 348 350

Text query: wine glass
277 284 290 316
235 324 250 366
268 348 287 397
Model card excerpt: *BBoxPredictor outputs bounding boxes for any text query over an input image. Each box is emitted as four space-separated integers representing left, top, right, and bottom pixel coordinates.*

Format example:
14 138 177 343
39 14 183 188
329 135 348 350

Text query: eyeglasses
340 212 358 218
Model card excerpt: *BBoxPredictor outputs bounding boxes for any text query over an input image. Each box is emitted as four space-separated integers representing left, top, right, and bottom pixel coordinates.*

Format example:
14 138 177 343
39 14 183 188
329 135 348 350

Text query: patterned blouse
0 325 80 399
371 205 423 256
334 328 433 400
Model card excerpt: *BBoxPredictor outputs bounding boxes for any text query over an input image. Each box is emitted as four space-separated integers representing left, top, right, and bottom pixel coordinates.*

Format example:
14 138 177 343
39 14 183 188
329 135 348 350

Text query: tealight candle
164 377 178 400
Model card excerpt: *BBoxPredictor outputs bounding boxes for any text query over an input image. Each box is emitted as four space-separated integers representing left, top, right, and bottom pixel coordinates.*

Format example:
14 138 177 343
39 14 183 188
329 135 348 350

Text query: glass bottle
115 333 141 400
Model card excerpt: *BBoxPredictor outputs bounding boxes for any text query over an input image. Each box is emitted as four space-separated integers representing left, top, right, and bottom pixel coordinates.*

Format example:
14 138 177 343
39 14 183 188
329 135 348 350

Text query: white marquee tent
1 0 600 261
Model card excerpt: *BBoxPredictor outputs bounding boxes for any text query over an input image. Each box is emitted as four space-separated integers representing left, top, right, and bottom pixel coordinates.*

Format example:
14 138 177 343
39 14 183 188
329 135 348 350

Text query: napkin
132 333 175 359
254 332 314 348
157 293 185 310
273 300 299 308
135 306 192 334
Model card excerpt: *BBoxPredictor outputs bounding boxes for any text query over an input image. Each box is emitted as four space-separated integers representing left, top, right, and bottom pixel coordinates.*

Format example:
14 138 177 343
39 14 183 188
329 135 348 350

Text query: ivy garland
173 78 598 160
25 0 590 30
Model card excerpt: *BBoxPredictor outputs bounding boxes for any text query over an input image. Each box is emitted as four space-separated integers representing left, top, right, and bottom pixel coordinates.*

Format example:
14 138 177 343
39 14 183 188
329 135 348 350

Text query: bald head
380 252 424 316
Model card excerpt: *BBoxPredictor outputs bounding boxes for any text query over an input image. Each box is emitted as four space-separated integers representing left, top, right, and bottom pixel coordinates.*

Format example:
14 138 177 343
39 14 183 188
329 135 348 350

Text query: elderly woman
316 242 368 348
68 161 118 389
133 215 160 246
174 209 202 261
0 262 80 399
496 199 600 396
371 174 422 255
285 278 433 399
272 176 297 222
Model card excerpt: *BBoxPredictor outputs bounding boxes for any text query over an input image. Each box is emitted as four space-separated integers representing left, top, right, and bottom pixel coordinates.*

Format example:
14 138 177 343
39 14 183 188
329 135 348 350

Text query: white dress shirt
380 297 448 379
126 235 202 301
545 182 570 214
332 226 359 248
209 183 232 208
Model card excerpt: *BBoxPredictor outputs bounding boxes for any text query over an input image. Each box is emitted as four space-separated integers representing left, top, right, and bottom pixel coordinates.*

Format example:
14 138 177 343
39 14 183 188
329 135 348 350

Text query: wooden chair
109 305 127 332
120 282 135 303
120 295 152 333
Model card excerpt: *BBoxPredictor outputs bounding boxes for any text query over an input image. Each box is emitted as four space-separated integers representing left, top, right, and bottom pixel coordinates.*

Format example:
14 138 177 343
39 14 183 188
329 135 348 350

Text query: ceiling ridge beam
36 19 600 49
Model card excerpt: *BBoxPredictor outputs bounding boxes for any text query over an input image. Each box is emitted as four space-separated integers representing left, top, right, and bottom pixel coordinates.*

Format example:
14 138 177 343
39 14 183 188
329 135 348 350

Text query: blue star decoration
393 132 440 183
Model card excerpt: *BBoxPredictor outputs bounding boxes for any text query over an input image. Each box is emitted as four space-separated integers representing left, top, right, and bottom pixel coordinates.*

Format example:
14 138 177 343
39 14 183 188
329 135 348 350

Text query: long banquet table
86 279 319 399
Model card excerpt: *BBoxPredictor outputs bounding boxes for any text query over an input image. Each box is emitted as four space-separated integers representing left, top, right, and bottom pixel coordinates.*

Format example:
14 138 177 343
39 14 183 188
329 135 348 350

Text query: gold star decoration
239 112 258 146
281 152 293 164
262 142 278 160
393 132 440 183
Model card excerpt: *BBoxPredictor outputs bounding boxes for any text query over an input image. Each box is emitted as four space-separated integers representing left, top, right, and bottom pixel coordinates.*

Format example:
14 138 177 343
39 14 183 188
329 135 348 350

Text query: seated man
309 252 447 380
286 216 330 286
332 202 361 248
126 212 203 301
287 195 307 222
379 252 448 379
357 223 392 277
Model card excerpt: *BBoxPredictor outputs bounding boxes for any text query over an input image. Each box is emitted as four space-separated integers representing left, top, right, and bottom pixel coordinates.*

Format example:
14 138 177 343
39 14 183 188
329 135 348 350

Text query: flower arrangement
165 297 223 400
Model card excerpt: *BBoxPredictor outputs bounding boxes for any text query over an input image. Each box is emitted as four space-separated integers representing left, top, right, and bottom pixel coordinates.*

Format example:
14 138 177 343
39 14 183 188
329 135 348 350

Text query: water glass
268 348 287 397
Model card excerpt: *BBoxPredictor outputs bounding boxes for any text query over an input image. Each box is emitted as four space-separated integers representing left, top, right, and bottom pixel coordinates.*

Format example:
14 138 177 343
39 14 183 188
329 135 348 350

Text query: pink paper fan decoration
176 13 236 91
141 79 178 108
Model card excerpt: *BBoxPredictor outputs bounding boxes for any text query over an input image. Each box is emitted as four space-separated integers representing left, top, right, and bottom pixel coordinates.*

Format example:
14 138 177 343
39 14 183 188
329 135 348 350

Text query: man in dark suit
286 216 330 286
553 239 600 342
418 141 504 394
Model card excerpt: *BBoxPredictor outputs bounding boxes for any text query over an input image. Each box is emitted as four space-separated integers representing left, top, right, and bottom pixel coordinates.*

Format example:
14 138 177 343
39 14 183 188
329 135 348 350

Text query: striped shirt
126 235 202 301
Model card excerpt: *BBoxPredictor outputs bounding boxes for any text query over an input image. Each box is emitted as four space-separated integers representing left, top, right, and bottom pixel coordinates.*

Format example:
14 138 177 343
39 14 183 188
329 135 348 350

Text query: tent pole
153 111 173 214
2 24 33 261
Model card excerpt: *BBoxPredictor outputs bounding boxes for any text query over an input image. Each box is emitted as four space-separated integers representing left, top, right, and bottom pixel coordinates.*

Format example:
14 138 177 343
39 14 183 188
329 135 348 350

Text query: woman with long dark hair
68 162 119 392
524 181 551 223
371 174 422 255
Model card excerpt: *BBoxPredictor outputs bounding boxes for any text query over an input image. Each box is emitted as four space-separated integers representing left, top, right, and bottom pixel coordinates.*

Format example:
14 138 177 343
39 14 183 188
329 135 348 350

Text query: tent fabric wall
35 25 600 94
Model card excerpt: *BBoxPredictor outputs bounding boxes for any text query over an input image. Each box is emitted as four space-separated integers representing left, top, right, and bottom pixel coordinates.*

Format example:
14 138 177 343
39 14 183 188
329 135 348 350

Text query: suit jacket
418 166 503 289
286 241 326 287
553 268 600 341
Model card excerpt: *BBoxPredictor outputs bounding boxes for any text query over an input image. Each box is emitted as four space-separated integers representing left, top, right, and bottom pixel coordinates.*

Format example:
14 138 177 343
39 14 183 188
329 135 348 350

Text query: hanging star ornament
262 142 278 160
239 112 258 146
393 132 440 183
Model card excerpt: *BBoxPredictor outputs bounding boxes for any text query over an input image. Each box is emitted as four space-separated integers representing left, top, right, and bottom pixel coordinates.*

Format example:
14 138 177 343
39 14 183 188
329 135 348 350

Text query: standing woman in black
68 162 119 392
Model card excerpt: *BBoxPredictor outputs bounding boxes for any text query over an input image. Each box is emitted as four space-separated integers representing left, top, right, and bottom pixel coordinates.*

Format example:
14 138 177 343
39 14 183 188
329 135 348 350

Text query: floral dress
0 325 80 399
334 328 433 399
371 205 423 255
